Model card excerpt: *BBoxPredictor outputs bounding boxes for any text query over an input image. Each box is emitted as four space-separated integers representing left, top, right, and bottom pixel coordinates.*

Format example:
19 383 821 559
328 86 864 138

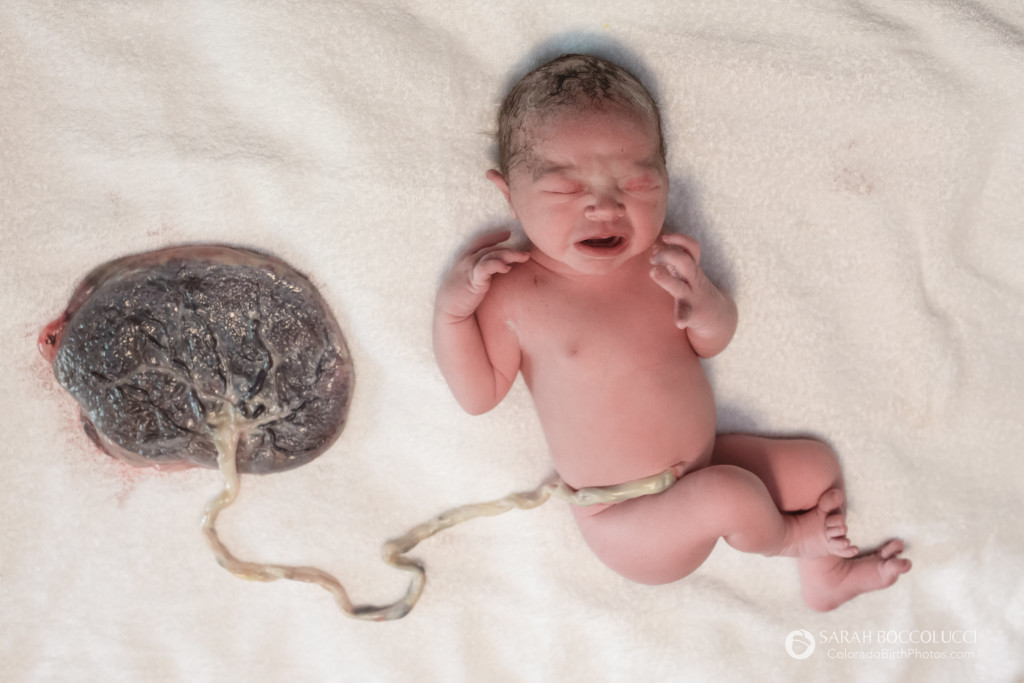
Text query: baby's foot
799 539 913 611
819 489 859 558
778 489 859 559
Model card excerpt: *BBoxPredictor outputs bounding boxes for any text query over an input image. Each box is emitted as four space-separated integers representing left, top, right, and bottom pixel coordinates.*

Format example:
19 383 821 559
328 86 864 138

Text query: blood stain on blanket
833 165 875 195
832 139 876 196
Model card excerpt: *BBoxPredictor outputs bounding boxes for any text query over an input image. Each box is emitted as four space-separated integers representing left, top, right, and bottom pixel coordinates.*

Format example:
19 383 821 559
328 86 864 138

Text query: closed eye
623 179 659 192
543 185 585 195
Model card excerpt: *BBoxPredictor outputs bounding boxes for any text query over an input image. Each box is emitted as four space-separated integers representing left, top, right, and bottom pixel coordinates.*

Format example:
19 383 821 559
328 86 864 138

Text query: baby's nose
584 192 625 221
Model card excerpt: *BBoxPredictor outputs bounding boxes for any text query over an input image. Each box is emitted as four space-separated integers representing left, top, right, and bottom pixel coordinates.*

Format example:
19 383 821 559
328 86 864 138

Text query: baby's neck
529 247 654 287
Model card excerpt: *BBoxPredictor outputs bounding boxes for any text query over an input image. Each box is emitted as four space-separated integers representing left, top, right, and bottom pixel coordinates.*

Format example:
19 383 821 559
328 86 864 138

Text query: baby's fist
649 233 704 328
438 230 529 322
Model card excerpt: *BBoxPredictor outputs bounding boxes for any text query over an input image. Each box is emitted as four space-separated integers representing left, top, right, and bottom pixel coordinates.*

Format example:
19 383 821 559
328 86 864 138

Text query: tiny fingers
650 265 694 328
500 249 531 265
651 248 698 284
674 300 693 328
481 248 530 269
469 249 529 288
471 256 508 283
658 232 702 263
650 264 691 298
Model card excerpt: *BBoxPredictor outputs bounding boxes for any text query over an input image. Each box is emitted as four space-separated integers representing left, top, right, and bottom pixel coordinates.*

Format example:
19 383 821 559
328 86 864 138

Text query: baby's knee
698 465 774 523
795 439 842 486
703 464 766 496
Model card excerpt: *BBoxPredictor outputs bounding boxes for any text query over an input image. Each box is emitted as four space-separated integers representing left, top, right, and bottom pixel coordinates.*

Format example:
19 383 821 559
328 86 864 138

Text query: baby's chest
515 284 688 367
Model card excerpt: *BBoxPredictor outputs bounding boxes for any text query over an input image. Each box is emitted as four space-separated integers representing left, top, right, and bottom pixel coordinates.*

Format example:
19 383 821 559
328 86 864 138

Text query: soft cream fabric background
2 1 1022 681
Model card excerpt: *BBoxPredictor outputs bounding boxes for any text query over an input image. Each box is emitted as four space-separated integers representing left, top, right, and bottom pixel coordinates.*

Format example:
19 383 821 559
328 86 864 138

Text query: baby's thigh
571 466 760 585
712 434 841 512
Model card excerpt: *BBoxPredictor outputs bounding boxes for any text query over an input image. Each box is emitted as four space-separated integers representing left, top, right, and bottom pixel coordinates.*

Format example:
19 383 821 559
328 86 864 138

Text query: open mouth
579 236 624 249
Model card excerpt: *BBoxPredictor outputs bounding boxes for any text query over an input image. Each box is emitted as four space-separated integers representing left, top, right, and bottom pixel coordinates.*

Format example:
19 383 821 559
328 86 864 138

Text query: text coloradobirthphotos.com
785 630 978 661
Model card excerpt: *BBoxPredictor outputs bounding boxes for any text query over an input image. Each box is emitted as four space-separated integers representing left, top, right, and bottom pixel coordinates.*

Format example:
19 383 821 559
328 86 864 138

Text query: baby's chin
544 248 648 277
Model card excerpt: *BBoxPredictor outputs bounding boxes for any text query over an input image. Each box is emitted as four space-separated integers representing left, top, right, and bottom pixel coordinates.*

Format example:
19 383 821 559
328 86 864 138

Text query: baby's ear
485 169 514 212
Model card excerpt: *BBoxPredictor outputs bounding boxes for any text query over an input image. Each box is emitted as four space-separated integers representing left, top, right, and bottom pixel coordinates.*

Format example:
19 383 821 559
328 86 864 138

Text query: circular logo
785 630 816 659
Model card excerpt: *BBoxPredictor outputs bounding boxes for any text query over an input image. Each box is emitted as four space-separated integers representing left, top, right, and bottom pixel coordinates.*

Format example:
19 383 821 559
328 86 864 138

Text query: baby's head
496 54 665 178
489 54 669 276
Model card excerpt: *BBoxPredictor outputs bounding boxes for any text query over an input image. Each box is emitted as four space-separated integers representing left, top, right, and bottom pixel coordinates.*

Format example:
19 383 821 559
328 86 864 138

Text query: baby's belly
527 359 717 490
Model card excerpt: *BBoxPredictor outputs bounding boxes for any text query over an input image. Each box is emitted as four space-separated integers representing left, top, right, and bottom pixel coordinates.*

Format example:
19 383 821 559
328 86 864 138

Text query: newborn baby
433 53 910 610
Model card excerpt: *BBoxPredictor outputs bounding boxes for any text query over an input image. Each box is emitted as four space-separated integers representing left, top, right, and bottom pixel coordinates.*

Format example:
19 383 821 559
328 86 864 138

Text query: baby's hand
649 233 711 328
649 232 737 356
437 229 530 323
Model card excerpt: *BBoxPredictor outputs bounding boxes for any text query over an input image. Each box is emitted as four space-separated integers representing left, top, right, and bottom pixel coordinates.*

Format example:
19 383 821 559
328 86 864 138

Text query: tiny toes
891 557 912 572
825 513 846 530
825 532 858 557
818 488 845 514
880 555 912 581
878 539 905 560
825 525 847 539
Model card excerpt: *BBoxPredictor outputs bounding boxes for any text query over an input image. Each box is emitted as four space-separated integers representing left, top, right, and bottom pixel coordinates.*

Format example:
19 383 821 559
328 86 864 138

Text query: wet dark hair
496 53 665 177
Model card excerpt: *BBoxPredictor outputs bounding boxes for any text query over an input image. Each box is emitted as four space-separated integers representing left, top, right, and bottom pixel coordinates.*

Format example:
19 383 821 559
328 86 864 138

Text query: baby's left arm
649 233 738 358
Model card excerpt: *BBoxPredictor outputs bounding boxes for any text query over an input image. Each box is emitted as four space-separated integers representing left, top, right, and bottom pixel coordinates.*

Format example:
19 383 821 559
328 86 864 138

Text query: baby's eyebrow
528 153 665 181
530 162 572 181
634 155 665 173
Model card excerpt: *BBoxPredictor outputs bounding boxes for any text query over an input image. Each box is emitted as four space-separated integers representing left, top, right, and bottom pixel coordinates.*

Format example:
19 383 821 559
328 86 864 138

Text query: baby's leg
711 434 843 513
573 464 840 586
712 434 911 610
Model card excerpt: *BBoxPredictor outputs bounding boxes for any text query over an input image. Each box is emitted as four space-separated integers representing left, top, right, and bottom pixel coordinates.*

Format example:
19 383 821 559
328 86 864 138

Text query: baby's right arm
433 230 530 415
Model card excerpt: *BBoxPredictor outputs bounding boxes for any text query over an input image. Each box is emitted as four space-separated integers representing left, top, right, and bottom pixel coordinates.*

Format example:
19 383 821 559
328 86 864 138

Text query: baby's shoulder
492 256 542 296
479 258 540 320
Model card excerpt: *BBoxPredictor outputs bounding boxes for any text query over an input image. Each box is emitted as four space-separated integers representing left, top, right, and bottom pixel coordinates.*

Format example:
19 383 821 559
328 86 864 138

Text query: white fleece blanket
2 2 1022 681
